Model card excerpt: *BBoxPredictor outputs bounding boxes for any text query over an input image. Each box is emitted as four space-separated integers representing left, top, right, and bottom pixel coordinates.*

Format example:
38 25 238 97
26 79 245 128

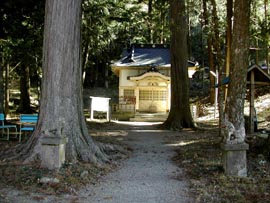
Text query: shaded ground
170 124 270 203
1 119 270 202
0 122 193 203
1 92 270 202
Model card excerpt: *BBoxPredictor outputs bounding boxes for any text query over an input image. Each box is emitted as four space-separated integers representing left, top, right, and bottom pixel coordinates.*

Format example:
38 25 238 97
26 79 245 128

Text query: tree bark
225 0 251 143
11 0 108 165
163 0 194 130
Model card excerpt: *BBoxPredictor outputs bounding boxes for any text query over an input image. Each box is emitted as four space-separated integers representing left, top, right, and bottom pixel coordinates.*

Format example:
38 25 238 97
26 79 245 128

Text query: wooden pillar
135 83 139 111
166 82 170 111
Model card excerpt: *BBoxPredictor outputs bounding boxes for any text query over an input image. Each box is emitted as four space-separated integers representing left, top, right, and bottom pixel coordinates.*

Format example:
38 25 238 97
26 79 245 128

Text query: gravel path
0 129 193 203
79 129 192 203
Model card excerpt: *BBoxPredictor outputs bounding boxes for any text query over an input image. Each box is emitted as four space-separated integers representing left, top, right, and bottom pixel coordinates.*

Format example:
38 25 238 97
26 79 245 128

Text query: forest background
0 0 269 115
0 1 270 202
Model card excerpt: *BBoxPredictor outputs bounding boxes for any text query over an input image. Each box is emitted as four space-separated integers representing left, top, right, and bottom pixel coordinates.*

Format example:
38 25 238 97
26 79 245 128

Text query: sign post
90 96 111 121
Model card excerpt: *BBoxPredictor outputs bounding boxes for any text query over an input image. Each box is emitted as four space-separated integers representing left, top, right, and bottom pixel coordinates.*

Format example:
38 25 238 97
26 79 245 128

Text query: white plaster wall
117 67 171 112
139 100 167 112
120 69 138 86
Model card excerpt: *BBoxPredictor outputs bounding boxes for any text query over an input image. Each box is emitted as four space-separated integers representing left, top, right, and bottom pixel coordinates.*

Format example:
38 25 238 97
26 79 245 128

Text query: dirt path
79 129 192 203
1 127 193 203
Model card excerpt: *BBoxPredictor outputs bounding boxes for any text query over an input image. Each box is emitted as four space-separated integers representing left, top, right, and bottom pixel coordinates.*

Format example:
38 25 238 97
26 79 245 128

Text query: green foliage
1 0 269 88
81 0 153 87
0 0 44 79
250 0 270 65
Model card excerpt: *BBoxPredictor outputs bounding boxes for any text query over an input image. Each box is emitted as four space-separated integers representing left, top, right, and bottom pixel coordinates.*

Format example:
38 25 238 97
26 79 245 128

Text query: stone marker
221 142 249 177
40 136 68 170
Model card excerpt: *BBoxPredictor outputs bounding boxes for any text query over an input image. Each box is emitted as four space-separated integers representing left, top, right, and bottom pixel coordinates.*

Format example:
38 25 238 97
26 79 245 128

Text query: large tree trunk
163 0 194 130
225 0 251 143
11 0 108 165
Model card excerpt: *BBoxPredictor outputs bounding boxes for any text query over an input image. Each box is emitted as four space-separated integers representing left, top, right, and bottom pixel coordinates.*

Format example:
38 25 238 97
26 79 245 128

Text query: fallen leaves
170 128 270 203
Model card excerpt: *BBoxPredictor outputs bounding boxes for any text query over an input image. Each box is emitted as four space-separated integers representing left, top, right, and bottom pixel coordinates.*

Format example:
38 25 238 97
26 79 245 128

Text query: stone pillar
40 136 68 170
221 143 249 177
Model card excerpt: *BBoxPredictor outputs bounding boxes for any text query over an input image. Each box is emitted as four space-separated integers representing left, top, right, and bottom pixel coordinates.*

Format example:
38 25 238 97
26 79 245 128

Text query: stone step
130 113 168 122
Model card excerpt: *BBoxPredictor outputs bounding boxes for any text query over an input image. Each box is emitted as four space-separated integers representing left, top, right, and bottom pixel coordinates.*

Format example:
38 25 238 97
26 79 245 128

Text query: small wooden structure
247 65 270 133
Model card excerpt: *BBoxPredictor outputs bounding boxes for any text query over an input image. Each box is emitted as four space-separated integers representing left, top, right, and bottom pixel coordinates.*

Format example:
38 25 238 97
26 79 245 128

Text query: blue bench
19 114 38 142
0 113 17 141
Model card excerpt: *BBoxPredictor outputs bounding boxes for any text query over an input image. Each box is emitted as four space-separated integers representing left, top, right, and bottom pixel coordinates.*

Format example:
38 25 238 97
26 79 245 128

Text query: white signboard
90 96 111 121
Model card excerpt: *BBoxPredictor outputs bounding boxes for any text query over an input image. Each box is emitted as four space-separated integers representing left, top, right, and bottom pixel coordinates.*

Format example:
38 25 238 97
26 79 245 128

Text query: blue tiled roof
113 44 170 67
112 44 197 68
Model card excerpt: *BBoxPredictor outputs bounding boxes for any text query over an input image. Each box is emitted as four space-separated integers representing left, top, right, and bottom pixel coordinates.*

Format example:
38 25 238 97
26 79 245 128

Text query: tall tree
224 0 233 100
225 0 251 143
163 0 194 130
202 0 215 103
8 0 108 165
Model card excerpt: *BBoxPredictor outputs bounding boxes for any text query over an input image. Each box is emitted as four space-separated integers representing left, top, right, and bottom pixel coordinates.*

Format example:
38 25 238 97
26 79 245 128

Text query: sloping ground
196 93 270 130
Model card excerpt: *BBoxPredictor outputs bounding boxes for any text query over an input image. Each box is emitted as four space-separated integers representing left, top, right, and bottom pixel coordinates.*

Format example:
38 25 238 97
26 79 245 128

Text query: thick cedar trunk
11 0 108 165
18 64 32 113
225 0 251 143
163 0 194 130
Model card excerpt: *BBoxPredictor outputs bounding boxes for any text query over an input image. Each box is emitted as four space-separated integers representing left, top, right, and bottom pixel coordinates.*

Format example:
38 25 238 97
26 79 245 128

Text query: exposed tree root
0 131 130 170
162 118 195 131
